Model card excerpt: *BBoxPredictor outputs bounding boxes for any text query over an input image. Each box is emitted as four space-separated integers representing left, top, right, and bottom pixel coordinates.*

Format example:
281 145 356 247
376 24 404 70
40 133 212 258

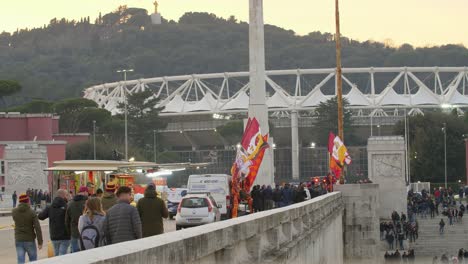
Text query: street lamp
442 123 448 188
377 124 381 136
117 68 134 161
93 120 96 160
310 142 316 149
153 130 157 163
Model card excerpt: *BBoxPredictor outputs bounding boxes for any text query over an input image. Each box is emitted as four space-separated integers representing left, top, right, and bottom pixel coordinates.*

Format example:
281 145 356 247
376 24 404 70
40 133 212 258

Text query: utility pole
335 0 344 141
153 130 157 163
93 120 96 160
443 123 447 188
116 69 134 161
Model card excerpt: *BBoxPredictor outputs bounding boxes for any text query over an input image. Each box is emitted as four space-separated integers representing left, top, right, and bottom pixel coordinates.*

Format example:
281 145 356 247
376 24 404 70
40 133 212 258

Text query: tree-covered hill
0 6 467 105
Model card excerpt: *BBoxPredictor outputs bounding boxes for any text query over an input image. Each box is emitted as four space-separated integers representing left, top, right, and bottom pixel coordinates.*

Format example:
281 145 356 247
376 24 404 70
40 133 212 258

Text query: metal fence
163 146 368 187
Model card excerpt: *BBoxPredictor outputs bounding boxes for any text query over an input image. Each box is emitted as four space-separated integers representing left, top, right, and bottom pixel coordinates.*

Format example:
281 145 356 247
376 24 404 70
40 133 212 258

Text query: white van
187 174 232 219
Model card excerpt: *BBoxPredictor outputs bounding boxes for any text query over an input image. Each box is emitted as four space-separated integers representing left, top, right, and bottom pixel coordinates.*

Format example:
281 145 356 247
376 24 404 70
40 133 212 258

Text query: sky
1 0 467 47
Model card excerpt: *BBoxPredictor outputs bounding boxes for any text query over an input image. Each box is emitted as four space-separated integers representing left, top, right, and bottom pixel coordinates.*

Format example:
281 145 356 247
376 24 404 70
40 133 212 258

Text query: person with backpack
137 184 168 237
65 186 88 252
38 189 70 256
78 197 106 250
104 186 142 245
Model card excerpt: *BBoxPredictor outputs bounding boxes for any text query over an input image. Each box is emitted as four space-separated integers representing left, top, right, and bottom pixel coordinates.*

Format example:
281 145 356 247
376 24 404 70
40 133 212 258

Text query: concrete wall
36 192 344 264
367 136 407 218
335 184 380 264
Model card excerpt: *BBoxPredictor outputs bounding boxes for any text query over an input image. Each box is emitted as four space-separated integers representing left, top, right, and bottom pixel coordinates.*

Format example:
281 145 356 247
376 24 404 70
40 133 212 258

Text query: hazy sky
1 0 467 47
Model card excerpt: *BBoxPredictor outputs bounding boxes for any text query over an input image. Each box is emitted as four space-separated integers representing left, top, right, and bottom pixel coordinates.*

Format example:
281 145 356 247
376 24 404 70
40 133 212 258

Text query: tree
313 97 355 146
53 98 99 133
117 90 167 159
0 80 21 105
394 112 468 183
6 99 53 113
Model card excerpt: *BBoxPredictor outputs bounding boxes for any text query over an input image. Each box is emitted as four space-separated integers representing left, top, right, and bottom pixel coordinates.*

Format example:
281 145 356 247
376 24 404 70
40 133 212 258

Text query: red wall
27 117 53 140
53 134 89 145
52 118 59 134
0 117 28 141
45 144 67 191
0 145 4 159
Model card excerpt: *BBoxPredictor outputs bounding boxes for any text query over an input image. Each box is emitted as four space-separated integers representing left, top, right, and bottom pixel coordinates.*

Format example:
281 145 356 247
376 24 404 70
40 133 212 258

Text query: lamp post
93 120 96 160
153 130 157 163
116 69 134 160
443 122 447 188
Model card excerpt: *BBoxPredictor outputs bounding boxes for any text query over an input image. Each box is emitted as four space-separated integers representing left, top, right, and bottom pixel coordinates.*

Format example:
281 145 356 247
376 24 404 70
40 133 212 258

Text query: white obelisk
249 0 274 186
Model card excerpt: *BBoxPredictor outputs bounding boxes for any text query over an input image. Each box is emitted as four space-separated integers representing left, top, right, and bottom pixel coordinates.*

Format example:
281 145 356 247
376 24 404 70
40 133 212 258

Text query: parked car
175 193 221 230
166 188 188 219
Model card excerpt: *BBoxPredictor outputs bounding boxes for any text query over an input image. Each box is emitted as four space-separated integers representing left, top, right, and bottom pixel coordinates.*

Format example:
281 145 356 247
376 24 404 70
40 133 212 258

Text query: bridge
36 186 380 264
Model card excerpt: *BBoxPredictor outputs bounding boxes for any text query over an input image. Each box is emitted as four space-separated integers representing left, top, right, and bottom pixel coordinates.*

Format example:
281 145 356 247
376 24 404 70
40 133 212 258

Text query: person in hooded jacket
101 183 118 212
38 189 70 256
137 184 169 237
65 186 88 253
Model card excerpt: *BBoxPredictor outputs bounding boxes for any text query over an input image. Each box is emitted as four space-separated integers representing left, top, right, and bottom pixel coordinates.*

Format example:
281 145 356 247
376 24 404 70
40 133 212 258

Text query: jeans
399 239 404 249
16 241 37 264
70 237 80 253
13 200 17 208
52 240 70 256
440 226 444 234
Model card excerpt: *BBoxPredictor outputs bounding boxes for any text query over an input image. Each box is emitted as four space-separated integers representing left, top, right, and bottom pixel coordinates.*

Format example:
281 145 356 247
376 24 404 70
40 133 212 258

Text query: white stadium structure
83 66 468 182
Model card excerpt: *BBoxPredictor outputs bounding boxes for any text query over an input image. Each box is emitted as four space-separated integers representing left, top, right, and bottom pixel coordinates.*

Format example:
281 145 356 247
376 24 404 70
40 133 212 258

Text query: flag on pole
230 117 269 218
328 132 351 179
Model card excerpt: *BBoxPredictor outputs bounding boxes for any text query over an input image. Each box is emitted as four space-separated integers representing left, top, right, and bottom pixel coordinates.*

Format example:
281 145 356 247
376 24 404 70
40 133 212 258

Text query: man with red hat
101 182 118 212
65 186 88 252
12 193 43 263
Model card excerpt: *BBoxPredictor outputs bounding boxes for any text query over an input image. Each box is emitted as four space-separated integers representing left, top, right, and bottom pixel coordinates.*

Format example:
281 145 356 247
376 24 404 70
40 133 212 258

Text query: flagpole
335 0 345 183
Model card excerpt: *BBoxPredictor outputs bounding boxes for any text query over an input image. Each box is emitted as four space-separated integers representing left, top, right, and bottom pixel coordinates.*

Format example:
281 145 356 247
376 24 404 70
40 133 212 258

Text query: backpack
79 216 100 250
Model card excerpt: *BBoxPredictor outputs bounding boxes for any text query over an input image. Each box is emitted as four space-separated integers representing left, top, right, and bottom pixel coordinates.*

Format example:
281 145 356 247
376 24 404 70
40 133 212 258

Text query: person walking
101 183 118 212
104 186 142 244
439 218 446 235
12 191 17 208
78 197 106 250
65 186 88 252
137 184 168 237
38 189 70 256
12 194 43 264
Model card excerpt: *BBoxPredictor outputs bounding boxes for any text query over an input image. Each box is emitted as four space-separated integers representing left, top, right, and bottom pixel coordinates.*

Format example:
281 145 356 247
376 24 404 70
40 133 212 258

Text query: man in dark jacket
65 186 88 252
12 193 43 263
105 186 142 244
282 184 293 206
137 185 169 237
101 183 118 212
263 185 274 210
272 185 283 208
39 189 70 256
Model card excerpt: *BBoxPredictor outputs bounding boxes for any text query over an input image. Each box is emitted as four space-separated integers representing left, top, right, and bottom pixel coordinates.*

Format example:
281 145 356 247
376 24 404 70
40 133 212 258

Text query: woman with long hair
78 197 106 250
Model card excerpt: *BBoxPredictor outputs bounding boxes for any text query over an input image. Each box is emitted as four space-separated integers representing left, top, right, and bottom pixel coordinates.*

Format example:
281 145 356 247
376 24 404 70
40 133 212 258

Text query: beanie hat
19 193 29 204
79 186 89 193
105 183 117 193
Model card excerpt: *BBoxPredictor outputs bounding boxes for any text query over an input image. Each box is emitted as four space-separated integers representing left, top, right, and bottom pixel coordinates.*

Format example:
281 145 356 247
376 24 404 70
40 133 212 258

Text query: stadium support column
291 110 300 180
249 0 274 186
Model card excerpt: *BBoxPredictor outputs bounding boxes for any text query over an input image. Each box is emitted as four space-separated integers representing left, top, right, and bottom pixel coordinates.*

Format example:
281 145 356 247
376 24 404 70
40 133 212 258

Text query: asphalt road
0 216 176 264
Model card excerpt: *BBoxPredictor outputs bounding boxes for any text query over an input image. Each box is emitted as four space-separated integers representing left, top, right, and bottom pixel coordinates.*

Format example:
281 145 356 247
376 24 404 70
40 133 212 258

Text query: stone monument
151 1 162 25
4 143 49 194
367 136 407 218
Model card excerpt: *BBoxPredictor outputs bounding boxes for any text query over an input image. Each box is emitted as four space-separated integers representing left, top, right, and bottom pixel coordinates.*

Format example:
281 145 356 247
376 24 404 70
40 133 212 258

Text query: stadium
83 66 468 183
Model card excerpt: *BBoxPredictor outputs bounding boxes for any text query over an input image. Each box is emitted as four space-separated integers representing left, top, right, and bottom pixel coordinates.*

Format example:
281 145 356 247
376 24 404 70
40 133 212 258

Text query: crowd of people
250 180 330 212
381 211 419 250
384 249 415 263
432 248 468 264
12 183 169 264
